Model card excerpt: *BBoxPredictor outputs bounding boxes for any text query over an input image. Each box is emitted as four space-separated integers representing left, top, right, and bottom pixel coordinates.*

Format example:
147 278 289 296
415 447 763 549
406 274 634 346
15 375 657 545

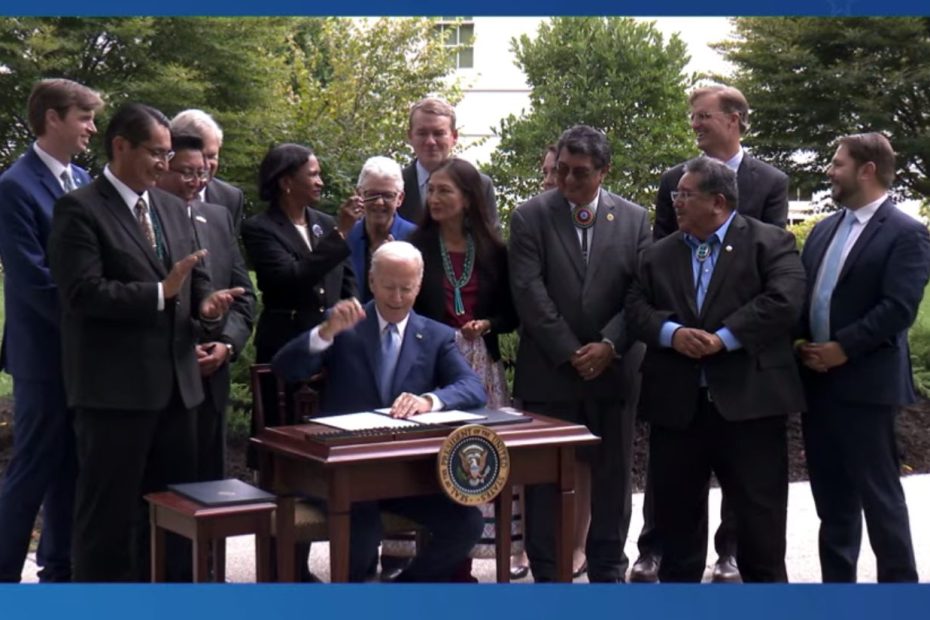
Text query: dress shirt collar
721 147 744 172
33 142 71 183
103 165 151 212
416 160 431 190
683 209 737 248
844 193 886 225
375 306 410 342
566 187 601 214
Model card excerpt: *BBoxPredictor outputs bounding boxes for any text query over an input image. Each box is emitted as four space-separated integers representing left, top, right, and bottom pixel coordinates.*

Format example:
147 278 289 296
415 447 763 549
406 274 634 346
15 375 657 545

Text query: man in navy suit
799 132 930 582
0 78 103 582
273 241 485 582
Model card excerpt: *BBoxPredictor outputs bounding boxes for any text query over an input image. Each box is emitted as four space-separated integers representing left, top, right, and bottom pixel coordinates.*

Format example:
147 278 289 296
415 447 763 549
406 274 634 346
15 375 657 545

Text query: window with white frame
436 17 474 69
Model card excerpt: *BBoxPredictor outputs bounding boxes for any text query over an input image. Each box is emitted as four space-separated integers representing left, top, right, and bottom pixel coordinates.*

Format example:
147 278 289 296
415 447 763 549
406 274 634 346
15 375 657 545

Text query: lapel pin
725 245 733 252
416 333 423 340
195 215 207 223
311 223 324 238
606 213 614 221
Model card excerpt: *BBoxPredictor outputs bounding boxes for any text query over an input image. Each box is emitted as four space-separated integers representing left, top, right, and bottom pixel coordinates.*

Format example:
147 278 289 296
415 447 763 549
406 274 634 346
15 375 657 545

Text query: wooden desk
252 412 599 583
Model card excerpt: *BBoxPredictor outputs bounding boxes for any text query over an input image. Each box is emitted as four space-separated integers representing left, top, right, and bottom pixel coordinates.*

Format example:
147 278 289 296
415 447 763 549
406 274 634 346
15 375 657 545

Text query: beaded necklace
440 233 475 316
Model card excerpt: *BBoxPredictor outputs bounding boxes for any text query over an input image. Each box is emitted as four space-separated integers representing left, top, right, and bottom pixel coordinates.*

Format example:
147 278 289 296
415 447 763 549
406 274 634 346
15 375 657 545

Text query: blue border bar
4 584 930 619
1 1 928 16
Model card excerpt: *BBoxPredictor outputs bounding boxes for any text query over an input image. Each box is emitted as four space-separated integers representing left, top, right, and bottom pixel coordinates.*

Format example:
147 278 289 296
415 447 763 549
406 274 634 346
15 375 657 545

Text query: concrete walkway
21 474 930 583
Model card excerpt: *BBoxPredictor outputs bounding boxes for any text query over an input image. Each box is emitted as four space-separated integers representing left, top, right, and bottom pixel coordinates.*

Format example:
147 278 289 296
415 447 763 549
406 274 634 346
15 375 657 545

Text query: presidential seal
437 424 510 506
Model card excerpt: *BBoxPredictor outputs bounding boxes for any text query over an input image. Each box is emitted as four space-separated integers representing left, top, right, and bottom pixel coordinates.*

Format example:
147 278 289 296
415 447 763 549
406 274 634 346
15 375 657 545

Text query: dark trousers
651 393 788 583
0 378 75 582
348 495 483 582
196 381 227 481
522 398 634 582
803 399 917 582
72 388 197 582
637 466 738 561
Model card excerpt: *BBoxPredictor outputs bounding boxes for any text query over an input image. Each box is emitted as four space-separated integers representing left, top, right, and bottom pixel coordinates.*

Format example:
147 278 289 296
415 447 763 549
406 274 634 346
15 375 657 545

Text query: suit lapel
391 312 425 396
736 156 755 214
700 214 745 316
269 206 313 258
671 234 699 320
837 199 891 284
361 306 383 390
550 194 586 280
806 211 845 280
25 149 65 205
583 191 613 286
96 178 166 276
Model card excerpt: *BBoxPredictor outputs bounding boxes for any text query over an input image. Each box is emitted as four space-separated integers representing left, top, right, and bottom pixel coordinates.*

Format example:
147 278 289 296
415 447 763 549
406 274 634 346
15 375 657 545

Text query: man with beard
798 132 930 582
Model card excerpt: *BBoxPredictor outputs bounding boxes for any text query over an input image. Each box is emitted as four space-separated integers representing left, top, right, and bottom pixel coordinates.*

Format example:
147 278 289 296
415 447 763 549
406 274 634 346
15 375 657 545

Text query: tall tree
484 17 694 219
286 17 458 203
718 17 930 199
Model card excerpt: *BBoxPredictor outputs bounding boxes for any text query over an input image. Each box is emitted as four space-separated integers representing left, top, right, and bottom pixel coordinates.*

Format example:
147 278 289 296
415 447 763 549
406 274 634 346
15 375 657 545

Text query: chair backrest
250 364 324 429
249 364 288 432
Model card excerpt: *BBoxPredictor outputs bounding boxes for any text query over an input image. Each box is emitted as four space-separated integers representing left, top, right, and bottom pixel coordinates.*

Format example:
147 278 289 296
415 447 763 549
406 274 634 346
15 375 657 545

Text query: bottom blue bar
3 584 929 619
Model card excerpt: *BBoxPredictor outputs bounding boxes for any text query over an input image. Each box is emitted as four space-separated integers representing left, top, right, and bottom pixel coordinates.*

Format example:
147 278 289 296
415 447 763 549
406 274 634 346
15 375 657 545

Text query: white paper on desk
372 409 485 424
313 411 420 431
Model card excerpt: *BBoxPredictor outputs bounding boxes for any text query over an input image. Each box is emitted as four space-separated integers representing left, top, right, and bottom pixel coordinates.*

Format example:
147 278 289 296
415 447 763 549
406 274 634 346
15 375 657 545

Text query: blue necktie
379 323 400 405
810 212 855 342
60 169 76 192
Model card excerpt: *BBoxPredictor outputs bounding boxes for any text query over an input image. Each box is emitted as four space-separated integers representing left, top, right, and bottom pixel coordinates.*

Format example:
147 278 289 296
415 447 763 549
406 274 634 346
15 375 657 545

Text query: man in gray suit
156 132 255 481
633 84 791 583
398 97 497 228
170 109 245 232
509 125 651 582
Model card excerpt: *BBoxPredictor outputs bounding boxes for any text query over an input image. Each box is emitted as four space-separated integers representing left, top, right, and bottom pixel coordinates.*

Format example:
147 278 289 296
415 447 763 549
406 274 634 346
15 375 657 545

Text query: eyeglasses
141 145 175 162
170 168 209 183
556 164 599 180
670 190 711 202
360 191 399 203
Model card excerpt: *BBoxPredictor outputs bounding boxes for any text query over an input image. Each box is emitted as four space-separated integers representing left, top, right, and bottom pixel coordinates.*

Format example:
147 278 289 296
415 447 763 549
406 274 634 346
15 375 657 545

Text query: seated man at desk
273 240 486 582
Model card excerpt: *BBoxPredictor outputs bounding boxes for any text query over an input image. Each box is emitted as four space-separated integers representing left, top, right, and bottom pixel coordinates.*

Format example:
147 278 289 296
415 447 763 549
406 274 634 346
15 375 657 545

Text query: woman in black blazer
242 143 359 468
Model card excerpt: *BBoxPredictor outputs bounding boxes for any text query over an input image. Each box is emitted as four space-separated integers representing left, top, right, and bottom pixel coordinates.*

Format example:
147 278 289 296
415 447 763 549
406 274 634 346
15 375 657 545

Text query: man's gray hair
170 109 223 145
683 157 739 211
371 241 424 280
357 156 404 192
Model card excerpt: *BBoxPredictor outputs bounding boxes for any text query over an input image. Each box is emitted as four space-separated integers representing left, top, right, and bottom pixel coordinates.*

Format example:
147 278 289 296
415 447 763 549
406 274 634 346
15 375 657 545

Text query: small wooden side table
145 491 276 582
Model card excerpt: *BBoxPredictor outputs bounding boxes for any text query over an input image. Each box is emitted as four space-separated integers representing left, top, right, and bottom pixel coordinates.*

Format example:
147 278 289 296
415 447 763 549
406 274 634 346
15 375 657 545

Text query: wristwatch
223 342 235 358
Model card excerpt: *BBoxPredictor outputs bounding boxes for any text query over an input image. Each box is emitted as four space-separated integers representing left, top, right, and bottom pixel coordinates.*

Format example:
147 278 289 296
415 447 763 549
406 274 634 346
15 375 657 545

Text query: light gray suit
509 187 650 582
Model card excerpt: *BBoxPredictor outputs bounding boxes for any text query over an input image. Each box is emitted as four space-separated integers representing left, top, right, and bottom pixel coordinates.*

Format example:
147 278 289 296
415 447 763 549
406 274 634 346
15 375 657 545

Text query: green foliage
718 17 930 200
787 215 826 250
287 17 458 210
484 17 695 224
0 17 458 218
0 282 10 398
909 282 930 397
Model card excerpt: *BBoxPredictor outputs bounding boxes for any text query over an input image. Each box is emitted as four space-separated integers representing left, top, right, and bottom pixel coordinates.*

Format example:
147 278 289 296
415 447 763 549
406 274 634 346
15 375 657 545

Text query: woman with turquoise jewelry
408 157 521 579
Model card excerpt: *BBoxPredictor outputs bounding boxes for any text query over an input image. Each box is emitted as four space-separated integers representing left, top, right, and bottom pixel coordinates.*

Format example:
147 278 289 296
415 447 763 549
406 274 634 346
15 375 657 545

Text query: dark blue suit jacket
272 302 487 413
0 146 91 380
346 215 417 303
800 199 930 406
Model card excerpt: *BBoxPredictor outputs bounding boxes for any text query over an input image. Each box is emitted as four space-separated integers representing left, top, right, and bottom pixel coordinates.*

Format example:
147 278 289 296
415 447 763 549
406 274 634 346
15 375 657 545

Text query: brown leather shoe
629 554 660 583
711 556 741 583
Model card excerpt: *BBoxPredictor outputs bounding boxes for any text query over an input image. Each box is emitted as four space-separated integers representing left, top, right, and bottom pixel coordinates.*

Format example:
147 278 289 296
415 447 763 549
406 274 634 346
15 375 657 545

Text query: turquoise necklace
440 234 475 316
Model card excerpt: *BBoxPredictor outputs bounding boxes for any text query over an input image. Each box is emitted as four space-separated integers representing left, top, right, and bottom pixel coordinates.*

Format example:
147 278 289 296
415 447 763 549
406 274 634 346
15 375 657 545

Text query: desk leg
276 497 297 582
495 485 514 583
193 527 210 582
214 538 227 583
556 446 576 583
256 519 272 583
150 508 167 583
329 470 351 583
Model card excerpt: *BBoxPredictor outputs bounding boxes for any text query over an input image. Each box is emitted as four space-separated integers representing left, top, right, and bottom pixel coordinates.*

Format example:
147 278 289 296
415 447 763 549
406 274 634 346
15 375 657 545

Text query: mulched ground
5 396 930 492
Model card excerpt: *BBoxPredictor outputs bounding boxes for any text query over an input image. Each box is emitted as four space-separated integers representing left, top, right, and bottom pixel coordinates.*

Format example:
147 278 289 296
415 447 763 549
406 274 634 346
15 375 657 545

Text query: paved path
21 474 930 583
